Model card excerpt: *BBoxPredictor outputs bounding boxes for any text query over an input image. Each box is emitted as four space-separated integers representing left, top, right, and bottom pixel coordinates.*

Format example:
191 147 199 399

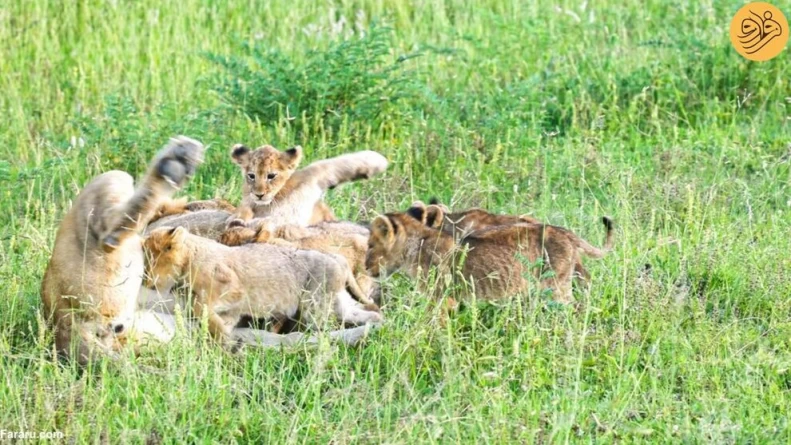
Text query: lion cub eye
267 173 277 180
246 172 256 181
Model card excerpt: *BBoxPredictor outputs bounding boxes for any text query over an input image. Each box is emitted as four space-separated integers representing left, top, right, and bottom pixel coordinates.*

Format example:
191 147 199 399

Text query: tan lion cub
230 144 388 226
143 226 382 347
365 204 613 305
219 219 379 304
41 136 205 364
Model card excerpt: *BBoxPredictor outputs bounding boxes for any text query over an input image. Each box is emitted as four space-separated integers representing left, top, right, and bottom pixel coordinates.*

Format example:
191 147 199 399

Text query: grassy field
1 0 791 442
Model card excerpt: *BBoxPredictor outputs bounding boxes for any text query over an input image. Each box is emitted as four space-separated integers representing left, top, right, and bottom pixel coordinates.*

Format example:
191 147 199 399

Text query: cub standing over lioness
220 219 379 304
143 226 382 347
365 204 614 306
41 136 205 364
230 144 388 226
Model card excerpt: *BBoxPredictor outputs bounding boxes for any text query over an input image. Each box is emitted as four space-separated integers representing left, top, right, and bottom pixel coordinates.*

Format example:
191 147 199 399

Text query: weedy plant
206 25 422 133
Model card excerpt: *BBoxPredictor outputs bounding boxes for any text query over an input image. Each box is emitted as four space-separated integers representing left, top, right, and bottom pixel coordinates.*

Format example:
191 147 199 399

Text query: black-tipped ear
424 205 445 229
231 144 251 166
406 206 426 224
165 226 187 243
283 146 303 168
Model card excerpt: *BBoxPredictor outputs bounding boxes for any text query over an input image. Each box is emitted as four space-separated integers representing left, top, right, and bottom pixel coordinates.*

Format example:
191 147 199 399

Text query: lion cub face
231 144 303 205
143 227 189 291
365 210 432 277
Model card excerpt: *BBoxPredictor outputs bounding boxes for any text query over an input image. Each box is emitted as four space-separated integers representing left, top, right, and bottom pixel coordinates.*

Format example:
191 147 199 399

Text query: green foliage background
0 0 790 442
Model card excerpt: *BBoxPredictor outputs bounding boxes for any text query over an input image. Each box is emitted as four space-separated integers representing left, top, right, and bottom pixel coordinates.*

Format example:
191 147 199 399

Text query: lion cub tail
575 216 614 259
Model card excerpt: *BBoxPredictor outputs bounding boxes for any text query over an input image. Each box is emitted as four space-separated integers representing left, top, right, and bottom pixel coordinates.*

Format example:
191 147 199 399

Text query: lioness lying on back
365 204 614 304
143 226 382 347
219 219 379 304
230 144 388 226
41 136 205 364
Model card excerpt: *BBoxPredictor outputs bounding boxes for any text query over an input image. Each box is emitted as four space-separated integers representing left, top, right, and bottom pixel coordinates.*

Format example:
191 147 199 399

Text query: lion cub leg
540 262 575 304
334 290 383 327
573 261 591 288
153 198 236 222
299 270 382 330
153 197 190 221
309 201 336 224
192 299 240 350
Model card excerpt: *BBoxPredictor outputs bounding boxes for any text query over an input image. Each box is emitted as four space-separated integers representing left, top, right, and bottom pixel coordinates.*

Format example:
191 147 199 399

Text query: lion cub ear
406 201 427 224
282 146 303 169
428 197 451 213
167 226 188 244
231 144 251 167
424 205 445 229
370 216 395 246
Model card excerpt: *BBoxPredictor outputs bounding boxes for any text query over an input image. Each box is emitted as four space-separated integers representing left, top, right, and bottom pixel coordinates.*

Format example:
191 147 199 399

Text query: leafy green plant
206 25 421 130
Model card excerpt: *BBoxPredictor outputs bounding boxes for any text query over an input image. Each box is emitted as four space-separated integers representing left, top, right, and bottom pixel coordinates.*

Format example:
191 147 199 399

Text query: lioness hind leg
102 136 205 251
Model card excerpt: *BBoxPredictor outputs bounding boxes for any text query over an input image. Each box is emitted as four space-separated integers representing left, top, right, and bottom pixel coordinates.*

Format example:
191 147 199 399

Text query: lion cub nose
254 193 265 199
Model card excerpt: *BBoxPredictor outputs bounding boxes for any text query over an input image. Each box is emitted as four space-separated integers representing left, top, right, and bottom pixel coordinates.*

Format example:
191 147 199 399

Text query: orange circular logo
730 2 789 61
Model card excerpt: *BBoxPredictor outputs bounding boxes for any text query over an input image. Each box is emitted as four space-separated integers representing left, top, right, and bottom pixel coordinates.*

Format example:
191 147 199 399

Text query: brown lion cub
365 204 613 304
219 219 378 304
409 199 592 284
143 226 382 347
230 144 388 226
41 136 205 364
413 198 540 239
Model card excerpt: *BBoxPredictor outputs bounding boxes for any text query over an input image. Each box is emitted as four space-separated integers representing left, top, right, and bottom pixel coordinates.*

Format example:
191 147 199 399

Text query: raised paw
155 136 205 188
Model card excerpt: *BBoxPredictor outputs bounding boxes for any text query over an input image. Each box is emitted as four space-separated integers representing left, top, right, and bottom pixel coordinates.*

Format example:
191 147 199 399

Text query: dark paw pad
156 136 205 187
157 158 187 186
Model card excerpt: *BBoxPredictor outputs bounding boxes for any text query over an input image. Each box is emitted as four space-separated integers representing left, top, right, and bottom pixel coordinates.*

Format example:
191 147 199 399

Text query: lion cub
411 199 540 238
409 199 593 283
230 144 388 226
41 136 205 364
365 204 613 304
219 219 379 304
143 226 382 347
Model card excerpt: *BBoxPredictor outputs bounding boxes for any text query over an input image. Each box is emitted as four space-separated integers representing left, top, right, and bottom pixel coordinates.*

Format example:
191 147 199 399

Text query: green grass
2 0 791 442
